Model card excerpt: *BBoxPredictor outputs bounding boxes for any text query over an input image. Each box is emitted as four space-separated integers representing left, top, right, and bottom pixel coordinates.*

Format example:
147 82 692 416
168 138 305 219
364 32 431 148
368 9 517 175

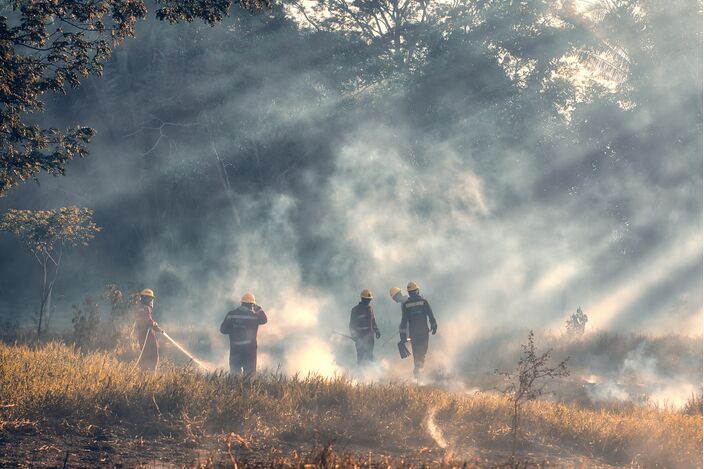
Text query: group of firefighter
133 281 437 378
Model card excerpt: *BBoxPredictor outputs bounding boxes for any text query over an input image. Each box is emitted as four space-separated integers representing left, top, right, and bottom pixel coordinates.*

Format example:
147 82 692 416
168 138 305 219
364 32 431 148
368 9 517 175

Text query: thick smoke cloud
0 1 700 397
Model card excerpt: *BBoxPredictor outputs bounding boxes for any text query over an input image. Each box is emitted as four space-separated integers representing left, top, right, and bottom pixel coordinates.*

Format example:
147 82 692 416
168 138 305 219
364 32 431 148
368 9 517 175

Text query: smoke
0 0 700 406
275 336 343 376
582 340 702 408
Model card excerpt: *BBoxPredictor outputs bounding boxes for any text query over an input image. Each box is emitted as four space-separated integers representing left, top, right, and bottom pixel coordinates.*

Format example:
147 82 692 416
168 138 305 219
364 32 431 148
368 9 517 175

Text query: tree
287 0 445 89
0 207 101 337
102 283 140 318
497 331 569 458
0 0 268 197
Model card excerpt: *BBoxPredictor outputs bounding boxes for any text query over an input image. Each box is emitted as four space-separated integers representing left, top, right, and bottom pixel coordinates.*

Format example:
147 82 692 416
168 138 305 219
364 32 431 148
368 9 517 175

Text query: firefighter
349 289 381 365
220 292 268 375
134 288 162 371
399 281 437 378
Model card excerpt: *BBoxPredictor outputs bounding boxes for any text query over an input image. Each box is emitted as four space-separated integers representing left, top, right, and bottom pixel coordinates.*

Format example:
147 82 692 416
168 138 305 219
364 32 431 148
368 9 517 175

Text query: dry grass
0 342 701 468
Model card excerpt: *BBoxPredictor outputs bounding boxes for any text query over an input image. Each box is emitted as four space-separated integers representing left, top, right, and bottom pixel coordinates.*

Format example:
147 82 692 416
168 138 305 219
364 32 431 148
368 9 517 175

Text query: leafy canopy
0 207 101 257
0 0 268 197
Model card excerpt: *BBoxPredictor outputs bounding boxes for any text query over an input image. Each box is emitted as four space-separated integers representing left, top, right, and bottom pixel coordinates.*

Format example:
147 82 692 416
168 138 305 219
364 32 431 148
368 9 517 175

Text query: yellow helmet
389 287 402 298
360 289 373 300
140 288 155 298
407 281 419 292
241 292 256 304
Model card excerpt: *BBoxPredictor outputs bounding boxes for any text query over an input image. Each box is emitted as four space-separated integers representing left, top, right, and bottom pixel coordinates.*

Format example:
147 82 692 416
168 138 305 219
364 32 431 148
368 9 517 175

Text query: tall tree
0 207 100 336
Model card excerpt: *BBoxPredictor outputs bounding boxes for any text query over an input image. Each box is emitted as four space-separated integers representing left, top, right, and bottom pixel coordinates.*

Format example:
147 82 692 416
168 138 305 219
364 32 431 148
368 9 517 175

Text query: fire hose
332 330 356 341
134 326 209 371
133 328 151 370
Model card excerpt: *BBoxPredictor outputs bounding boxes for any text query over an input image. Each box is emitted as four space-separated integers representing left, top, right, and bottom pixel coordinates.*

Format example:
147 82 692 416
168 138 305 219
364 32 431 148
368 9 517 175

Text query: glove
400 333 407 343
153 323 163 333
375 330 381 339
431 324 437 335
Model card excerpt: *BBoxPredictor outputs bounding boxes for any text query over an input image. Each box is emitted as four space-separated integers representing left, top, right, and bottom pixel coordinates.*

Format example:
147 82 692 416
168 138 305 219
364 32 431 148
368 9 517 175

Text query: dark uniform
349 301 380 364
220 303 268 374
135 303 159 371
399 292 437 377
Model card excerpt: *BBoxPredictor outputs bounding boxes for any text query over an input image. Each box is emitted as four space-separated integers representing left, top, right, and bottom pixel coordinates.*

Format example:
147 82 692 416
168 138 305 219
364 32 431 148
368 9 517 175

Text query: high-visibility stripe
226 314 259 320
230 339 253 345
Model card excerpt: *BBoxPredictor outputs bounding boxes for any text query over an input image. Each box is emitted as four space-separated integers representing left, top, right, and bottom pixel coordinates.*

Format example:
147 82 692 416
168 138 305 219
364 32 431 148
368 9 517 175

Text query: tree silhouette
0 207 101 336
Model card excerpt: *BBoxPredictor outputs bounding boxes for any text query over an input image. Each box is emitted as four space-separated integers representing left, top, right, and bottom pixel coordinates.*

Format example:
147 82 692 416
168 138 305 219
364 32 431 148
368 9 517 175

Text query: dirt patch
0 424 625 468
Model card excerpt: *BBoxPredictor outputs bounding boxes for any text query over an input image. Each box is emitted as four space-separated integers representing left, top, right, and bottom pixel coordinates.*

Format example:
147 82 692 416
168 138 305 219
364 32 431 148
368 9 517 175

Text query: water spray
159 330 210 371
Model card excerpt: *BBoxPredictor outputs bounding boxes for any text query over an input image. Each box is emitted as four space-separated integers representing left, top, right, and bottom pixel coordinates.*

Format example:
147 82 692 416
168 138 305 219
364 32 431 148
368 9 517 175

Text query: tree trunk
211 140 241 226
512 401 519 457
37 258 48 338
37 245 63 338
45 288 52 332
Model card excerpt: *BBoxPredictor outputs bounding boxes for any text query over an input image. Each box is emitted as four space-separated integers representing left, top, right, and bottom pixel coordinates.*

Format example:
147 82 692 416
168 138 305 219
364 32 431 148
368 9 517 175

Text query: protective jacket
220 303 268 347
349 301 379 364
220 303 267 374
349 302 379 338
399 293 436 339
399 293 436 377
134 303 159 371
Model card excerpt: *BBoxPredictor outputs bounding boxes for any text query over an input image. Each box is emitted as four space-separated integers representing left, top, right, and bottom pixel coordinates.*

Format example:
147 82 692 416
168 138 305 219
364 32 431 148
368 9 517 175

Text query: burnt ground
0 420 624 468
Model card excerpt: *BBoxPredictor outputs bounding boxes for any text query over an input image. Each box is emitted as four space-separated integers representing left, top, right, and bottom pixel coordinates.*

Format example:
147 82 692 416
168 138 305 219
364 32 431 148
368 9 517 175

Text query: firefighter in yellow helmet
220 292 268 375
399 281 437 378
134 288 162 371
349 289 381 365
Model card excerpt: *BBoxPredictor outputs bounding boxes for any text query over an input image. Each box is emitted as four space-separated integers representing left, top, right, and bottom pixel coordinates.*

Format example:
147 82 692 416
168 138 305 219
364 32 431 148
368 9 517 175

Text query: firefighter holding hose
134 288 162 371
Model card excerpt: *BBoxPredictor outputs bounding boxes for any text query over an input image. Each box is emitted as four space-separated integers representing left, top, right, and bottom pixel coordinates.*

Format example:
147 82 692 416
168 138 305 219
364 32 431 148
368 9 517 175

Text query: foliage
0 342 701 468
102 283 139 318
71 284 142 353
497 330 570 457
0 0 268 197
289 0 439 78
0 207 100 253
156 0 269 24
288 0 585 94
70 294 136 354
71 296 101 350
0 207 100 336
565 307 588 337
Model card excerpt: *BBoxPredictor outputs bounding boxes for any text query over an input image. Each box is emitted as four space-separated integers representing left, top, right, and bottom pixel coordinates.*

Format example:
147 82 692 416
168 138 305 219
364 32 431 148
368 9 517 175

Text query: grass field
0 341 701 467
